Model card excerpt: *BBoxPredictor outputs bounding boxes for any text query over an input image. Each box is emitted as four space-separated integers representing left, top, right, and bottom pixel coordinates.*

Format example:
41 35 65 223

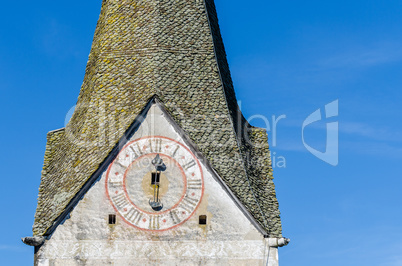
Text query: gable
49 100 267 236
35 102 270 263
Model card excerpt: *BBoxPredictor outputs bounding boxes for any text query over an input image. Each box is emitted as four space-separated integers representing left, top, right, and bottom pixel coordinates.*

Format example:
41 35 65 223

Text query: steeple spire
33 0 282 238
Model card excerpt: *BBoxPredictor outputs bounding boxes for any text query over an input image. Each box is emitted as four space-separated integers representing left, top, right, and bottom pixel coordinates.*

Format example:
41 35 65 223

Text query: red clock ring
105 135 205 231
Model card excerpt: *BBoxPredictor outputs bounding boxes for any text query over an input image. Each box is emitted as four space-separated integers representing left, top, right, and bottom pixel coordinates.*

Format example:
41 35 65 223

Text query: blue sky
1 0 401 265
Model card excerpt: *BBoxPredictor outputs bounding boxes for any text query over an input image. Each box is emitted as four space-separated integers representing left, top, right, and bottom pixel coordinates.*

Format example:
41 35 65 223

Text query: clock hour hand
150 154 165 211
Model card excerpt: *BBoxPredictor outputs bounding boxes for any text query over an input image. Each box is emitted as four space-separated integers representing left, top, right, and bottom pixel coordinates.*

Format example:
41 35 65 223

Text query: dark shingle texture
33 0 282 237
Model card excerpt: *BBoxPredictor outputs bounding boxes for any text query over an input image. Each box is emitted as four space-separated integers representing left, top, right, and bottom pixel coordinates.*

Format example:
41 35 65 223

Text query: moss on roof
33 0 282 237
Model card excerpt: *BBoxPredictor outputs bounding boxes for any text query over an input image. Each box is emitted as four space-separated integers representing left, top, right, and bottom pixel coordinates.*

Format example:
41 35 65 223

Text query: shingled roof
33 0 282 237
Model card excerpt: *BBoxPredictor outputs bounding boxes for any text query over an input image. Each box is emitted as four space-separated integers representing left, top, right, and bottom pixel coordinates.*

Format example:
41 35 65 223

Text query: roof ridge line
201 0 270 229
48 128 65 134
41 97 156 236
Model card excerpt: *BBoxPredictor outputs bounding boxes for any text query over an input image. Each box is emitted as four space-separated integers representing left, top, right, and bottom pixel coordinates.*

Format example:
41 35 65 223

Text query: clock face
106 136 204 231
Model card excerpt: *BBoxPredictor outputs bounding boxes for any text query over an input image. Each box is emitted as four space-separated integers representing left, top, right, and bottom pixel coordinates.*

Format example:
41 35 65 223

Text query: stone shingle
33 0 282 237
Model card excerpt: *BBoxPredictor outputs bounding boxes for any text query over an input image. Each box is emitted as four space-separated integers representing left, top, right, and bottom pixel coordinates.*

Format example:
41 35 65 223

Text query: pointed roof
33 0 282 237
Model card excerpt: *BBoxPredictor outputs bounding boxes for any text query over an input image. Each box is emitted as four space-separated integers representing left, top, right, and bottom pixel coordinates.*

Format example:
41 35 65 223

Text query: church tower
23 0 289 265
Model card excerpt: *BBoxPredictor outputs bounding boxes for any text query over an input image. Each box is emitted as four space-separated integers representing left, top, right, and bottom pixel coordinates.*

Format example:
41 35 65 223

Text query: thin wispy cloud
340 122 402 142
270 117 402 158
381 256 402 266
306 120 402 143
378 240 402 266
343 140 402 157
280 117 402 142
318 43 402 69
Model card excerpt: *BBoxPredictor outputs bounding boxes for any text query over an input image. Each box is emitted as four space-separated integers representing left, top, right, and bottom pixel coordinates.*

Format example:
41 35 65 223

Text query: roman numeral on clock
112 193 127 209
170 210 181 224
187 180 202 190
108 179 123 187
181 195 198 212
129 143 143 157
129 144 142 158
116 160 129 168
149 215 160 230
149 139 162 153
171 145 180 157
126 208 142 225
183 160 196 171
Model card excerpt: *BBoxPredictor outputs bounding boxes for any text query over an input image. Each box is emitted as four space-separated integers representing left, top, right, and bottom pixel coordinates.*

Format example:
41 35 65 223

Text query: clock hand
155 171 160 204
150 154 165 211
152 154 166 171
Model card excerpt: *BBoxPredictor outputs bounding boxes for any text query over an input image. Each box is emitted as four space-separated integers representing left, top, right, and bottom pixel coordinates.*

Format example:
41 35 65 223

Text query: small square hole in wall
199 215 207 225
109 214 116 225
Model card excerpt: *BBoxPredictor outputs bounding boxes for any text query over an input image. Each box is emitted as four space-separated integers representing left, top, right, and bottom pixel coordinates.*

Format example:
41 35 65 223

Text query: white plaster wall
36 104 276 266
